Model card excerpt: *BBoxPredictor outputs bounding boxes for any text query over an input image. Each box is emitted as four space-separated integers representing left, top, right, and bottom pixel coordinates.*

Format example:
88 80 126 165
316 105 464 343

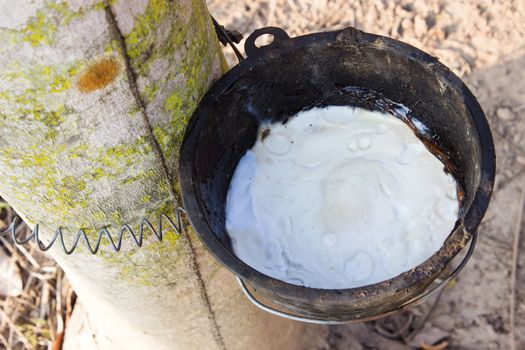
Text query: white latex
226 106 458 289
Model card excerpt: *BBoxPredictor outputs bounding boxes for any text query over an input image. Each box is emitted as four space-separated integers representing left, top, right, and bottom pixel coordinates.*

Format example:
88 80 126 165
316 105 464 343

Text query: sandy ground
1 0 525 349
207 0 525 349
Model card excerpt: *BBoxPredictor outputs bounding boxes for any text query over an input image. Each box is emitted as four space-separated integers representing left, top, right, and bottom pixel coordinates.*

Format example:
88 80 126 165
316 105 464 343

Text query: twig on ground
509 188 525 350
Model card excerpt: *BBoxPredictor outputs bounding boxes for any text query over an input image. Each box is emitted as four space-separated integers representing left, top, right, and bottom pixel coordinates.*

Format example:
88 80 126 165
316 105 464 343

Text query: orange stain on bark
77 57 120 93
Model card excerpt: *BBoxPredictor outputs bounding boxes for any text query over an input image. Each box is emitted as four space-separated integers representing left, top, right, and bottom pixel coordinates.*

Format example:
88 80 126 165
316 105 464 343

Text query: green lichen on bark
98 215 185 287
9 2 84 47
92 190 189 287
167 0 222 155
0 61 80 138
121 0 224 168
96 137 152 167
22 6 60 46
124 0 171 69
4 144 93 224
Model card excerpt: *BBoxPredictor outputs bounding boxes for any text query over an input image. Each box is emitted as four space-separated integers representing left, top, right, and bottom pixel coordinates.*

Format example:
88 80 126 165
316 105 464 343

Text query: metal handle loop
244 27 290 57
237 231 477 324
236 276 344 324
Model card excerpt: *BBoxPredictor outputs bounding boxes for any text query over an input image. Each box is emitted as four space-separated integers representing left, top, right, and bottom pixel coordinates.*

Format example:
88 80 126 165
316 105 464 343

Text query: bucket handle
244 27 290 57
237 230 477 324
236 277 345 325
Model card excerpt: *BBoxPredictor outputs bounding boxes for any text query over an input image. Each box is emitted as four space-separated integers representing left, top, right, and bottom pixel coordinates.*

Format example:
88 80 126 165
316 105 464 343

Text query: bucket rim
178 26 496 309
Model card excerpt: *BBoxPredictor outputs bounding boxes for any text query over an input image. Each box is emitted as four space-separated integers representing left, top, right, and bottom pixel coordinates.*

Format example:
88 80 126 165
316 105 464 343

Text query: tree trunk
0 1 327 349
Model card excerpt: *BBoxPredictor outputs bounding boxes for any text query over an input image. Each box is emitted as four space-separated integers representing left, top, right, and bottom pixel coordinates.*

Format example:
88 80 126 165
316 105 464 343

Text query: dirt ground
1 0 525 349
207 0 525 349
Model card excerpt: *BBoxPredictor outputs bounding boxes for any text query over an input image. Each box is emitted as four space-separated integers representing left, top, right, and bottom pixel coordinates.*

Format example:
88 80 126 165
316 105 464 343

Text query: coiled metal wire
0 207 186 255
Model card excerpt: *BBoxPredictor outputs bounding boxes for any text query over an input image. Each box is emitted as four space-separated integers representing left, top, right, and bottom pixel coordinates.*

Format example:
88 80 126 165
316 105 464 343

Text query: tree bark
0 1 327 349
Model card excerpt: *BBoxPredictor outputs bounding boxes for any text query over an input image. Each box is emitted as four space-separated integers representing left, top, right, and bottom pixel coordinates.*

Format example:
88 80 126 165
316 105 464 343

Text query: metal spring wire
0 207 186 255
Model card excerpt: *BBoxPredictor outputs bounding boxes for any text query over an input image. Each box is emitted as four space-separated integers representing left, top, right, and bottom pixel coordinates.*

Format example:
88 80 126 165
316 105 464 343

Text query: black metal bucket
179 27 495 323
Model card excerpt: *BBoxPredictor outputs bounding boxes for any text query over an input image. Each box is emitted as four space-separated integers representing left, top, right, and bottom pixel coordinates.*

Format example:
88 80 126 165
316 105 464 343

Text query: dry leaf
0 248 22 297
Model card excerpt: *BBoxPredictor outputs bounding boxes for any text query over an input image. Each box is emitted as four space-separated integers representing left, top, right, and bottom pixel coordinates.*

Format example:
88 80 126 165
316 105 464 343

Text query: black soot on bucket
179 26 496 323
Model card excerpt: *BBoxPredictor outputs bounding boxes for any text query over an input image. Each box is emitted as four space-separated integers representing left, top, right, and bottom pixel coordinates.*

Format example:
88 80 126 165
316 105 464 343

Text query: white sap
226 106 458 289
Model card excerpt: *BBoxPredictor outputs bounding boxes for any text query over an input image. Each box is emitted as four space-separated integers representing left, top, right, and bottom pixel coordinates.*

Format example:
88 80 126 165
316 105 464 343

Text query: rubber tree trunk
0 1 327 349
